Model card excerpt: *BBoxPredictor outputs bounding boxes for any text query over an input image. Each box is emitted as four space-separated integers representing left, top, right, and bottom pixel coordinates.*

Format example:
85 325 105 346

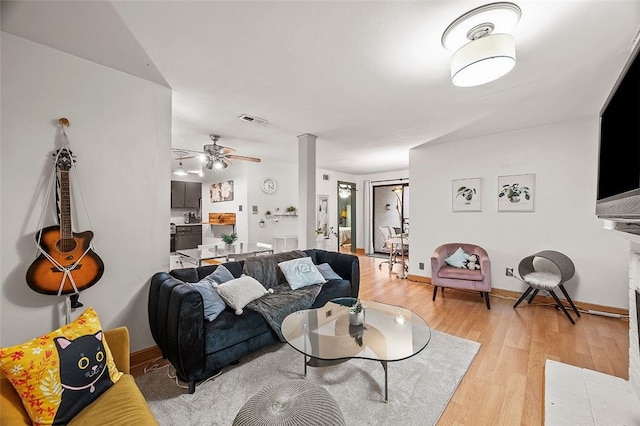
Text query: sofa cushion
0 307 122 425
316 263 343 281
438 265 483 281
214 276 273 315
187 265 235 322
69 374 157 425
278 257 326 290
203 310 272 354
444 247 470 268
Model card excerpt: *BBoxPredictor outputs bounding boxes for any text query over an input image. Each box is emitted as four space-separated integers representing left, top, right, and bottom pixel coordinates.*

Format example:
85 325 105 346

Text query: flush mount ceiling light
442 2 521 87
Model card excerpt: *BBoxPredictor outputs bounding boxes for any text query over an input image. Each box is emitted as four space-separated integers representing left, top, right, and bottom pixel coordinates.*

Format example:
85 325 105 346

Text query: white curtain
363 180 374 254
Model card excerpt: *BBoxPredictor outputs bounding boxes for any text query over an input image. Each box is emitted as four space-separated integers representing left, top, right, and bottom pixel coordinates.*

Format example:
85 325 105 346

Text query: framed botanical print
498 174 535 212
452 177 482 212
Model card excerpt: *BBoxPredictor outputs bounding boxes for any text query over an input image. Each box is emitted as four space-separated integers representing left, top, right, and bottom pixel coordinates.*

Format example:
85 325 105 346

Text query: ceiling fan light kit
172 133 261 175
442 2 522 87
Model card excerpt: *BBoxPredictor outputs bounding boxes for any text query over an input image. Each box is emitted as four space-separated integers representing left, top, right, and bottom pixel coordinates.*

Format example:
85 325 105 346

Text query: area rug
136 330 480 425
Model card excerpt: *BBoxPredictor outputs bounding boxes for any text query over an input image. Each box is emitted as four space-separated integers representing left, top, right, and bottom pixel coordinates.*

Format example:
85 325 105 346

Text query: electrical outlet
419 262 424 270
506 267 514 277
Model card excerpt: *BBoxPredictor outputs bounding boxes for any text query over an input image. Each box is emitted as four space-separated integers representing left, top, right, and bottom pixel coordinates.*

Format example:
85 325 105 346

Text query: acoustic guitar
26 148 104 295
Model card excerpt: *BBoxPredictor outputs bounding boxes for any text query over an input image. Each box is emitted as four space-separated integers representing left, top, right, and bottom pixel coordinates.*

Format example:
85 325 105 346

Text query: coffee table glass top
281 300 431 362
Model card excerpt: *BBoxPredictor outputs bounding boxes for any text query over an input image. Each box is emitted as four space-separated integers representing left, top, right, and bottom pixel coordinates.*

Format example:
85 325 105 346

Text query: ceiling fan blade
222 157 233 166
172 149 199 160
225 154 261 163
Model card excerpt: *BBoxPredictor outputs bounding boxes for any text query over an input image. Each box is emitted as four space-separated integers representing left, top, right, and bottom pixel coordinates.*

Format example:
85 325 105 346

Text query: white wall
1 33 172 351
410 118 629 308
201 159 299 249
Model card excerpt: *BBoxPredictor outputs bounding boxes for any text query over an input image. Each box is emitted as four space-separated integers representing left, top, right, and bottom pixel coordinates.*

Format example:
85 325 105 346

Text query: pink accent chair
430 243 492 309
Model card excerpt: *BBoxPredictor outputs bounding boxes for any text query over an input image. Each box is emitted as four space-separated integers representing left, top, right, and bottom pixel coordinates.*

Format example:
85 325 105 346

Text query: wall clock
261 177 278 194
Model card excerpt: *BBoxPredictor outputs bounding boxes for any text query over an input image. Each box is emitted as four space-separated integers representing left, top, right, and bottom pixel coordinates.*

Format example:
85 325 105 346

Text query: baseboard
130 345 163 377
489 288 629 317
408 274 431 284
406 275 628 317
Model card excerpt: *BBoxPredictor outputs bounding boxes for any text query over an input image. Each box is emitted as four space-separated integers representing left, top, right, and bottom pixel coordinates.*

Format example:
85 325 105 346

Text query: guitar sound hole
57 239 77 253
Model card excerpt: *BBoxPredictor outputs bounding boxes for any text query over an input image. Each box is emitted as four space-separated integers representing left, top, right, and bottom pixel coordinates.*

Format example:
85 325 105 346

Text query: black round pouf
233 379 346 426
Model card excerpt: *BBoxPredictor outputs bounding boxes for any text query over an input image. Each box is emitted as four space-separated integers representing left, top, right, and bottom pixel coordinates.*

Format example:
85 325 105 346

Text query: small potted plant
286 205 297 215
348 300 365 326
220 232 238 249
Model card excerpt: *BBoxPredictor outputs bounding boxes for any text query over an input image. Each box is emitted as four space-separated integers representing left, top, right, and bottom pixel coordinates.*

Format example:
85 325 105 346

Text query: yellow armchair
1 326 158 425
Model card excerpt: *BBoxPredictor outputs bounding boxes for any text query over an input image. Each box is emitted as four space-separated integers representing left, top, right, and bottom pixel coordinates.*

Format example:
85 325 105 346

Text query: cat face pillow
0 307 122 425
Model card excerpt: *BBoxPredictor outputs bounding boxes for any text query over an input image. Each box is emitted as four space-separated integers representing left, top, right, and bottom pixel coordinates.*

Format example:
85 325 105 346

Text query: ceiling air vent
323 174 330 181
238 114 268 125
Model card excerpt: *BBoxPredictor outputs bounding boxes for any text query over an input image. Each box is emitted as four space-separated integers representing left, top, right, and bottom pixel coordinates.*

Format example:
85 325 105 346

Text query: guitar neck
60 171 72 240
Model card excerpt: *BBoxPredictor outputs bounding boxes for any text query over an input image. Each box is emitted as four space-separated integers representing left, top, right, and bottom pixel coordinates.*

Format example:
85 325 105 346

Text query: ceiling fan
172 134 261 174
202 134 261 170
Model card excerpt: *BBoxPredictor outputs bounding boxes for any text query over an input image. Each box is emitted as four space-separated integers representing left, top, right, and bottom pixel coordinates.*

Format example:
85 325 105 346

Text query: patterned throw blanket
244 251 322 342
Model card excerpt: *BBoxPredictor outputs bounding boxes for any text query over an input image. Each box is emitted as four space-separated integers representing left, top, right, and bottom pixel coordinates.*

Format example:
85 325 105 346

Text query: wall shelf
204 212 236 232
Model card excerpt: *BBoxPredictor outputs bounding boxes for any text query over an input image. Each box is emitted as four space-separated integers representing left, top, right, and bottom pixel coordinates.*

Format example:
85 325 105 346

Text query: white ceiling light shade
204 157 228 170
451 33 516 87
173 160 188 176
442 2 521 87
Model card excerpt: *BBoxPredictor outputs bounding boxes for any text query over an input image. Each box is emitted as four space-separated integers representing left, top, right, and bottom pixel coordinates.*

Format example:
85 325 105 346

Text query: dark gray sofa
148 249 360 394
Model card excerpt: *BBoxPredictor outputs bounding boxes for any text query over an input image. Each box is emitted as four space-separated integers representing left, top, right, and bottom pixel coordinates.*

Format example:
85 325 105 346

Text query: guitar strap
33 126 98 299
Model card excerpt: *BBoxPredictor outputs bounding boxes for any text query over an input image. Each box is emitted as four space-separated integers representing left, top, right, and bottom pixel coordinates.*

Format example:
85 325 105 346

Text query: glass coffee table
281 300 431 402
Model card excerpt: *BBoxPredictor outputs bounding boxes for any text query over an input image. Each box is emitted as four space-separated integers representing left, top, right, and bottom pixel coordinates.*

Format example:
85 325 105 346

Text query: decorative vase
224 243 232 250
349 311 364 326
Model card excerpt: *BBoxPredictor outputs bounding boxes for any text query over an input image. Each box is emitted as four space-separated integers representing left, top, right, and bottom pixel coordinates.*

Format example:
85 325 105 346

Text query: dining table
176 244 274 267
385 235 409 274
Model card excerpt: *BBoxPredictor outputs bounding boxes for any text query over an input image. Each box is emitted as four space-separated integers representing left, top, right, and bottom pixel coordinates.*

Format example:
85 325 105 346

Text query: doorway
337 181 356 253
373 183 409 254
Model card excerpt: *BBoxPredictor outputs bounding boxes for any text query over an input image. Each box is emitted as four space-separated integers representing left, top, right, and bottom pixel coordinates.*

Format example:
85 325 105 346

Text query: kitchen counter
174 223 203 226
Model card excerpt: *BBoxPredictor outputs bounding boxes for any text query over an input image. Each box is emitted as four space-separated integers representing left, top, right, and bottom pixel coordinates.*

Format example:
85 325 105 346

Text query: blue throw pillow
188 264 235 321
444 247 470 268
316 263 343 281
278 257 327 290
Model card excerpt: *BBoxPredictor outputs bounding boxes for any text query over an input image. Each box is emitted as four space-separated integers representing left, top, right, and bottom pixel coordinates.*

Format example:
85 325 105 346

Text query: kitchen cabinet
171 181 202 208
175 225 202 250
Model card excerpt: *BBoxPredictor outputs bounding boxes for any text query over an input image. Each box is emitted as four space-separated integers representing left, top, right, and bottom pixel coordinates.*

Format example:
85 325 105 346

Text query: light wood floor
358 254 629 426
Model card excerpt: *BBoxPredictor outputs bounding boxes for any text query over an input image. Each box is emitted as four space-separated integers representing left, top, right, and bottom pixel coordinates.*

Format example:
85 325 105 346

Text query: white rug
136 330 480 425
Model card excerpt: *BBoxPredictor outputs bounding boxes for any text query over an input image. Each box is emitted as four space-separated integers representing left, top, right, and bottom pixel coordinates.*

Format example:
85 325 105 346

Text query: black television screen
596 42 640 219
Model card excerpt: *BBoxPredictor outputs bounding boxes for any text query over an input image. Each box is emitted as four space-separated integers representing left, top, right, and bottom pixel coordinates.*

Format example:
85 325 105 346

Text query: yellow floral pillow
0 307 122 425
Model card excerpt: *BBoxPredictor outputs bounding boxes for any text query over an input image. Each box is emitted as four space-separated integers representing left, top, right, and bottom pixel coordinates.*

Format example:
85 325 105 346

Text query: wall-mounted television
596 41 640 220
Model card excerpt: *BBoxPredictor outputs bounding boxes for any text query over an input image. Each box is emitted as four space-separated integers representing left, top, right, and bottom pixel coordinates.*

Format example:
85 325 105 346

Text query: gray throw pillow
187 265 235 321
316 263 343 280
